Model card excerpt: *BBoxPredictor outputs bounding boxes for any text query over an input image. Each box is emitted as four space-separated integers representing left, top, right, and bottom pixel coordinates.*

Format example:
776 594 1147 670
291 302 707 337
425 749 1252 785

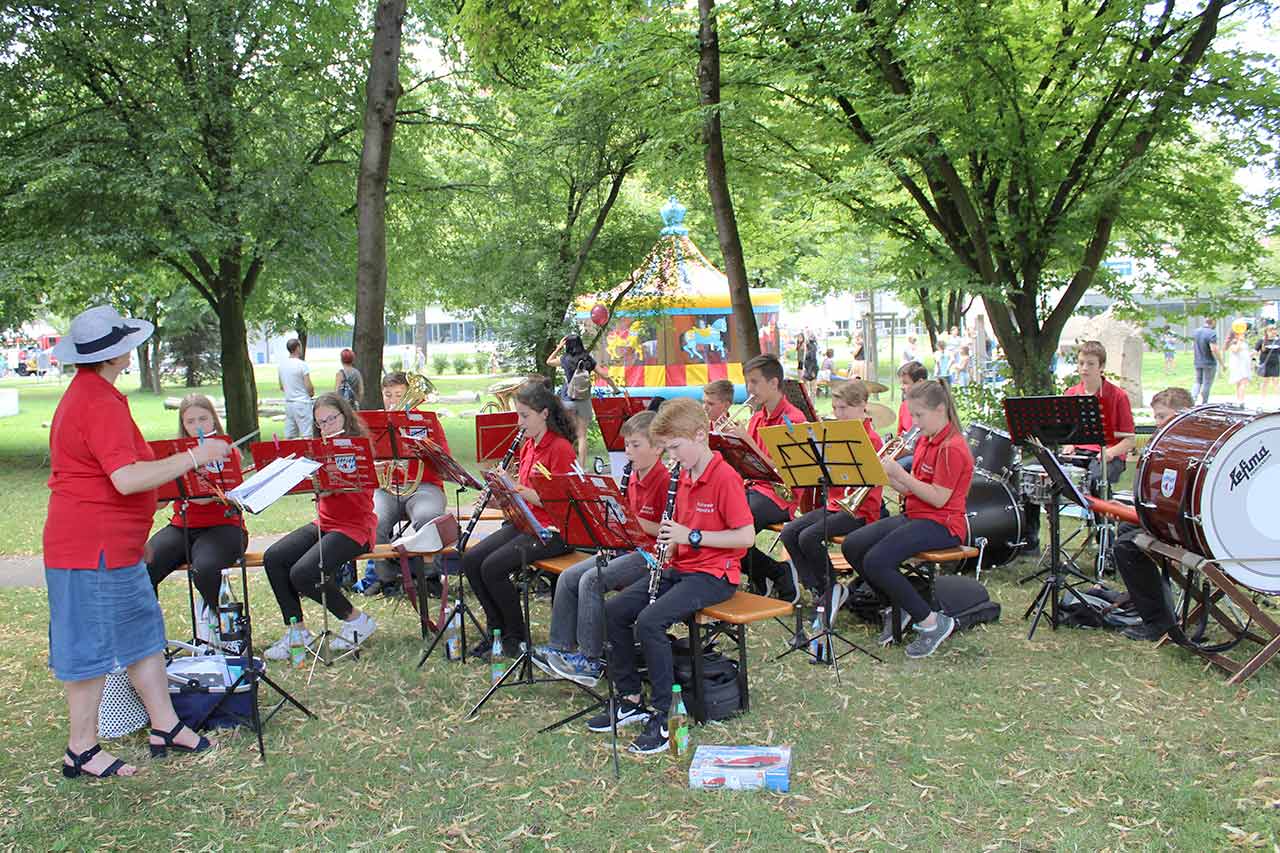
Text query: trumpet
711 395 756 433
835 426 921 517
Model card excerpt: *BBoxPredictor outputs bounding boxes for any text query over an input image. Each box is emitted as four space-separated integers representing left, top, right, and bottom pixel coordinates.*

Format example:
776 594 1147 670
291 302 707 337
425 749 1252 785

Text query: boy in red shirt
720 354 807 602
840 381 974 659
701 379 735 429
534 411 670 686
597 399 755 755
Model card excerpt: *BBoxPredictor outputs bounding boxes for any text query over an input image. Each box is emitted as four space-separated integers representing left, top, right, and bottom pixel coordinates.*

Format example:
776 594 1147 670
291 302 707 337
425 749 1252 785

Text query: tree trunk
217 288 261 443
352 0 406 411
137 340 156 393
698 0 759 360
414 306 427 372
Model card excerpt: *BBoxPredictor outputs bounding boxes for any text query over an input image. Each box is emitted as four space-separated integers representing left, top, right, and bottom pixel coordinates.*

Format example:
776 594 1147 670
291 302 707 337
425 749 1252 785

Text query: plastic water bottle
490 629 506 684
668 684 690 757
288 617 306 668
444 612 462 661
809 606 826 661
217 574 236 635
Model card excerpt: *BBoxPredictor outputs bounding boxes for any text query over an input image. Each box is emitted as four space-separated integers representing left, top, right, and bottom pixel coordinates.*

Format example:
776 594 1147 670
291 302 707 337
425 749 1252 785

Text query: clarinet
647 461 682 604
457 427 526 552
603 460 633 561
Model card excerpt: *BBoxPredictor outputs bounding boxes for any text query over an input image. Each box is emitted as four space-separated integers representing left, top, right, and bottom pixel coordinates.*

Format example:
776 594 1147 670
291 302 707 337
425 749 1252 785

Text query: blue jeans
1193 365 1216 404
547 551 648 659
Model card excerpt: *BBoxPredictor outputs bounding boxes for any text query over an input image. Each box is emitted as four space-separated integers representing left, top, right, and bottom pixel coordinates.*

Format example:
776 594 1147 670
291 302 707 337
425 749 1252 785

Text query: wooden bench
531 554 793 723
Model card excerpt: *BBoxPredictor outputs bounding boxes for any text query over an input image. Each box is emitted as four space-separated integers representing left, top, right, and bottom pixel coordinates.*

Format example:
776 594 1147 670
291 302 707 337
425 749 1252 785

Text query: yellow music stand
758 418 887 493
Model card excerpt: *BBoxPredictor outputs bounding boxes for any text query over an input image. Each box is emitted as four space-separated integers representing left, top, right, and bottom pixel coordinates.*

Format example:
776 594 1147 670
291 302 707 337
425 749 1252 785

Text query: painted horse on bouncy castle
682 318 728 361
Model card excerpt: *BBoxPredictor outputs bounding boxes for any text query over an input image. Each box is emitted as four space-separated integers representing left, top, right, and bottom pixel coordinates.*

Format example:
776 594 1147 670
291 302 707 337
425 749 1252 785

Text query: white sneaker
330 611 377 651
265 628 314 660
195 602 215 649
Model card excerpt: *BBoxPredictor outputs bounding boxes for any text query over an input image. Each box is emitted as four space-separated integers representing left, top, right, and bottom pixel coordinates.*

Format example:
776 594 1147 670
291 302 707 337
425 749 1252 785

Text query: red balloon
590 303 610 326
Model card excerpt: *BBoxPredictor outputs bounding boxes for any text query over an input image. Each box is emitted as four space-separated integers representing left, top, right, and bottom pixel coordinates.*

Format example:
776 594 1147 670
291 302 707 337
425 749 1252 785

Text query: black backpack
668 636 743 722
930 576 1001 632
338 368 359 405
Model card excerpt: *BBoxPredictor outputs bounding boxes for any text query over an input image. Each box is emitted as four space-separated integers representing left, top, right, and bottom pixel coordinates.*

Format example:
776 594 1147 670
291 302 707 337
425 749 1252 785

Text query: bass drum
1136 405 1280 594
956 472 1025 573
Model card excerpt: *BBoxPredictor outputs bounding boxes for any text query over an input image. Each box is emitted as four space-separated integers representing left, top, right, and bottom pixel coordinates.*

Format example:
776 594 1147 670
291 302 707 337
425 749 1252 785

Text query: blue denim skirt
46 558 167 682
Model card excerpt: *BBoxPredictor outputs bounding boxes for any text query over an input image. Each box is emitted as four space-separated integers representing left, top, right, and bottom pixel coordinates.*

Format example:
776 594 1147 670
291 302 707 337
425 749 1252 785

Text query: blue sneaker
530 644 558 677
547 651 604 687
352 561 381 594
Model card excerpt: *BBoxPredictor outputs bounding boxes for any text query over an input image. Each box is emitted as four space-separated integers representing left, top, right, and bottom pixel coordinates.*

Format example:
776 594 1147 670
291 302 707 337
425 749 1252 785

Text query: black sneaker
627 712 670 755
1123 621 1172 642
877 607 912 646
769 561 801 605
586 699 650 733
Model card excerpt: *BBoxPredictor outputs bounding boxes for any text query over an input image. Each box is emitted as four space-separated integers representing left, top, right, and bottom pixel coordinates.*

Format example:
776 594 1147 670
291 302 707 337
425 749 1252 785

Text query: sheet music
226 455 322 514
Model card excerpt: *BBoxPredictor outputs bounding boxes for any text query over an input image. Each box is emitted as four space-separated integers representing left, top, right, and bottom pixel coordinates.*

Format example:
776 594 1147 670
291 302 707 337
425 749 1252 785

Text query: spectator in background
278 338 315 438
1227 330 1252 403
901 335 919 366
802 334 819 399
1191 317 1221 404
1256 324 1280 401
335 348 364 408
851 333 866 379
951 345 972 387
1162 329 1177 373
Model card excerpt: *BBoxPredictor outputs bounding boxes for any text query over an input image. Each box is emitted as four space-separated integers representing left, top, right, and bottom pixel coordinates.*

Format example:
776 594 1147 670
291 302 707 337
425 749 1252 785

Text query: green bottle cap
493 629 501 638
672 684 682 693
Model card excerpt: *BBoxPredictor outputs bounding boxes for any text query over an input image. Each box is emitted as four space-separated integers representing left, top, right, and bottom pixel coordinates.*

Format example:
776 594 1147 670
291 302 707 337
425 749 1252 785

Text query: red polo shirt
44 369 159 569
517 430 577 527
747 396 808 512
904 423 973 539
627 462 672 548
1066 378 1135 456
897 399 912 436
826 419 885 525
317 487 376 547
170 447 247 529
672 452 753 583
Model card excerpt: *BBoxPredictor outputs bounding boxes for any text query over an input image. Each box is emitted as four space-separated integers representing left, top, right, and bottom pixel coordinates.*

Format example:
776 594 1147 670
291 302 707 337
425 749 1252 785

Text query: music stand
475 411 521 463
1003 395 1104 639
155 437 314 759
463 470 559 720
248 437 379 678
758 421 885 676
592 397 650 452
532 471 653 779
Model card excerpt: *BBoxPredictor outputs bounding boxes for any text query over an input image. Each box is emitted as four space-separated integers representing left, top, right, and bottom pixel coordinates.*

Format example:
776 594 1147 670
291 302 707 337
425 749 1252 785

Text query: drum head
1199 412 1280 593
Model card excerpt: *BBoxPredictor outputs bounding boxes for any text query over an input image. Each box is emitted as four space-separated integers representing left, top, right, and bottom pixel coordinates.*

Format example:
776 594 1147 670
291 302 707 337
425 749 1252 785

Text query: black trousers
778 507 865 594
1113 523 1175 628
460 523 569 641
605 570 735 717
840 515 959 623
742 490 790 592
147 523 247 609
263 524 366 626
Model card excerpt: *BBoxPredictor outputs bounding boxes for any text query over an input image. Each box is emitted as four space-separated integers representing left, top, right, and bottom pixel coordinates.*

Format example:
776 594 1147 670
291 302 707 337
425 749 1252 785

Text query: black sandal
61 744 128 779
148 721 211 758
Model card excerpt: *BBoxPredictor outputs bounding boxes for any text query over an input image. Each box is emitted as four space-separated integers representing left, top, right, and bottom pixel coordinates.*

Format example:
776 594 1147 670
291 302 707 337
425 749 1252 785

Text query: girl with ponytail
839 379 974 660
461 379 576 658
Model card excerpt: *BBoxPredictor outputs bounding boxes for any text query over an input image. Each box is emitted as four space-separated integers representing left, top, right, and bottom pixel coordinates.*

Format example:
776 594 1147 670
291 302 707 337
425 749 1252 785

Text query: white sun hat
50 305 155 364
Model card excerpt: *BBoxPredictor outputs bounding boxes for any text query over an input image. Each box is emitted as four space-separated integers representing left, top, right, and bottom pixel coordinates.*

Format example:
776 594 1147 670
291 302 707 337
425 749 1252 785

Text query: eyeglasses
316 412 343 428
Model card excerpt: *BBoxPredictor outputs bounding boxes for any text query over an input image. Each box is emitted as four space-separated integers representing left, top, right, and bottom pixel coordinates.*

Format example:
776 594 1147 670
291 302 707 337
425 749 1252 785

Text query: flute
457 427 526 552
647 461 682 604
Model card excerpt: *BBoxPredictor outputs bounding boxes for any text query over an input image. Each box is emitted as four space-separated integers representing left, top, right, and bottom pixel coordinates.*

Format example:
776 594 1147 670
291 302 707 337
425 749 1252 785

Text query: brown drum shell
1135 405 1251 556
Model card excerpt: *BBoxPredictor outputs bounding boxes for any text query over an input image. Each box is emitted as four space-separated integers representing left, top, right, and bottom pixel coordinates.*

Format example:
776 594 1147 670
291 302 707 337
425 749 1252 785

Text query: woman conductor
45 306 228 778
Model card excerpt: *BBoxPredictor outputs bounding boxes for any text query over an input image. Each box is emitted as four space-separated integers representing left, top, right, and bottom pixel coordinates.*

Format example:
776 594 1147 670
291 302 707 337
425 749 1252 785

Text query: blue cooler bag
166 645 265 731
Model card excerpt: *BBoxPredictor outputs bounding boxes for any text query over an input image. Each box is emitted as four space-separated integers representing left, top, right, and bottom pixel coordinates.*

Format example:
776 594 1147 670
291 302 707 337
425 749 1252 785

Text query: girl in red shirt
461 380 575 659
779 380 885 616
840 381 974 659
262 393 378 658
146 395 248 635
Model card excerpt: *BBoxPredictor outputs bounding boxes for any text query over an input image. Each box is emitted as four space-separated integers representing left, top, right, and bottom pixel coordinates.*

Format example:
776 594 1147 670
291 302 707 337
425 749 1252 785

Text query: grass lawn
0 553 1277 850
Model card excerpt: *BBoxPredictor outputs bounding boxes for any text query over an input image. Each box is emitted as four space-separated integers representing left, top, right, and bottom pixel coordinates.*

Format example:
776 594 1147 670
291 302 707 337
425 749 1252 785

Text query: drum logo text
1228 444 1271 492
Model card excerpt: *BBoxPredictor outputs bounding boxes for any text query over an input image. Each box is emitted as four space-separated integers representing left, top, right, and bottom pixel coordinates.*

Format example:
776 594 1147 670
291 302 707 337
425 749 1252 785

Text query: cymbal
863 380 890 395
866 402 897 431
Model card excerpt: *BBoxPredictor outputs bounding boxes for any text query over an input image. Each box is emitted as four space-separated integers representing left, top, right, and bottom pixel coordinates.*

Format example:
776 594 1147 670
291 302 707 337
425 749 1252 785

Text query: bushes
452 353 471 374
474 352 490 374
431 353 449 375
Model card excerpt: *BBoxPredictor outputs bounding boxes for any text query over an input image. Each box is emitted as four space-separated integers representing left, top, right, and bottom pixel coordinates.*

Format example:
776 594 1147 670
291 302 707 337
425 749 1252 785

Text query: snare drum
1136 405 1280 594
1019 462 1088 505
966 424 1017 480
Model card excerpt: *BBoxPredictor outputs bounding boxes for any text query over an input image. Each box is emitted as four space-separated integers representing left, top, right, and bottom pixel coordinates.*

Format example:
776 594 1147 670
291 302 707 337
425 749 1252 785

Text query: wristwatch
688 529 703 550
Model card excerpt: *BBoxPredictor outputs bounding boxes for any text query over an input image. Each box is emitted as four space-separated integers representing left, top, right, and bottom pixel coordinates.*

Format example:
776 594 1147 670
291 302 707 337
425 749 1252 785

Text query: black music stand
464 471 561 719
402 434 488 666
534 471 652 779
1003 395 1104 639
166 440 315 760
759 421 885 677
